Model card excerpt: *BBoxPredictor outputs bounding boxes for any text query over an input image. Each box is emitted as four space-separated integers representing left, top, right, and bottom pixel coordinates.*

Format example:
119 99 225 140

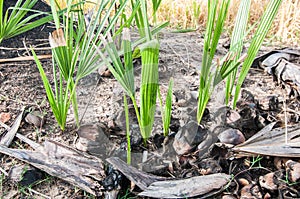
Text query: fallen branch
0 140 106 196
0 55 51 63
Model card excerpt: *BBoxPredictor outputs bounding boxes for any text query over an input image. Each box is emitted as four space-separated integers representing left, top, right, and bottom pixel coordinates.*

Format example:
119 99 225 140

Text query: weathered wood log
0 140 106 196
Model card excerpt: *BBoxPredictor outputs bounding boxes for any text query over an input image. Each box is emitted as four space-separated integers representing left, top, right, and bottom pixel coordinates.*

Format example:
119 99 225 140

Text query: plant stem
124 94 131 165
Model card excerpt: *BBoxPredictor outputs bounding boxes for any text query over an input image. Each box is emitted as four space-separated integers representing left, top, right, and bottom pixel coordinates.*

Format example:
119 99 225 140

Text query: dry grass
155 0 300 45
48 0 300 45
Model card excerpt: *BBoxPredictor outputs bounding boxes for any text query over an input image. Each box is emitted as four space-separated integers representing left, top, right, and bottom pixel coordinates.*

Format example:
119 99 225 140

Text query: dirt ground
0 11 300 199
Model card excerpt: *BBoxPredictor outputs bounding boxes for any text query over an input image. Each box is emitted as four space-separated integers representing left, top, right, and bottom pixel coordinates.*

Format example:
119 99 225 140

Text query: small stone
274 157 289 170
226 110 241 125
198 158 222 175
259 172 278 191
75 123 111 157
222 195 237 199
0 112 11 123
98 66 112 77
173 121 205 155
240 184 262 199
286 160 300 183
25 111 45 127
264 192 272 199
218 128 245 145
237 178 250 186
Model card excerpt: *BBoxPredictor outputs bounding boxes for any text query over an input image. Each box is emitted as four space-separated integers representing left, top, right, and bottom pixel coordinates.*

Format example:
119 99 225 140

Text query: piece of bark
106 157 168 190
0 140 106 196
139 173 231 198
0 107 24 147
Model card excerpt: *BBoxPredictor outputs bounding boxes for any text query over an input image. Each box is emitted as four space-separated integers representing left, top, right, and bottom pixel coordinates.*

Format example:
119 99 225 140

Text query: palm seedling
225 0 250 105
97 0 172 145
197 0 282 123
0 0 52 44
133 0 173 141
32 0 130 130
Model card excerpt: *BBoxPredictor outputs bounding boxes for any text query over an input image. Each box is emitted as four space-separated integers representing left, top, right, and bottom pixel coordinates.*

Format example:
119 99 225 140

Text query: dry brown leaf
0 112 11 123
49 28 66 48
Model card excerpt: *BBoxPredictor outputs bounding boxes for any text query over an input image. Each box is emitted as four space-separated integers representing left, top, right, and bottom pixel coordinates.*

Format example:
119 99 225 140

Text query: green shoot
96 28 138 162
139 39 160 141
158 78 173 136
137 0 160 142
0 0 52 44
197 0 279 123
96 28 141 131
98 0 168 143
31 48 72 130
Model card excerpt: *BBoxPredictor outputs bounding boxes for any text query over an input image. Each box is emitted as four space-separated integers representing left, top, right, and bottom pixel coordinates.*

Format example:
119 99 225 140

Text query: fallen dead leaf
0 112 11 123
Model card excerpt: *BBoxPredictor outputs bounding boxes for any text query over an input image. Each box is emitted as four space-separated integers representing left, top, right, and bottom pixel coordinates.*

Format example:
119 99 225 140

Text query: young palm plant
225 0 250 105
197 0 282 123
138 0 166 142
0 0 52 44
95 28 135 162
32 0 131 130
31 31 73 130
97 0 172 144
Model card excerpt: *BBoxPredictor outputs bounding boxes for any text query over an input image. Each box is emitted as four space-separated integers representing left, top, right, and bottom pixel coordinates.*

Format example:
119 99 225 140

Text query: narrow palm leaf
233 0 282 108
225 0 250 104
140 39 160 140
